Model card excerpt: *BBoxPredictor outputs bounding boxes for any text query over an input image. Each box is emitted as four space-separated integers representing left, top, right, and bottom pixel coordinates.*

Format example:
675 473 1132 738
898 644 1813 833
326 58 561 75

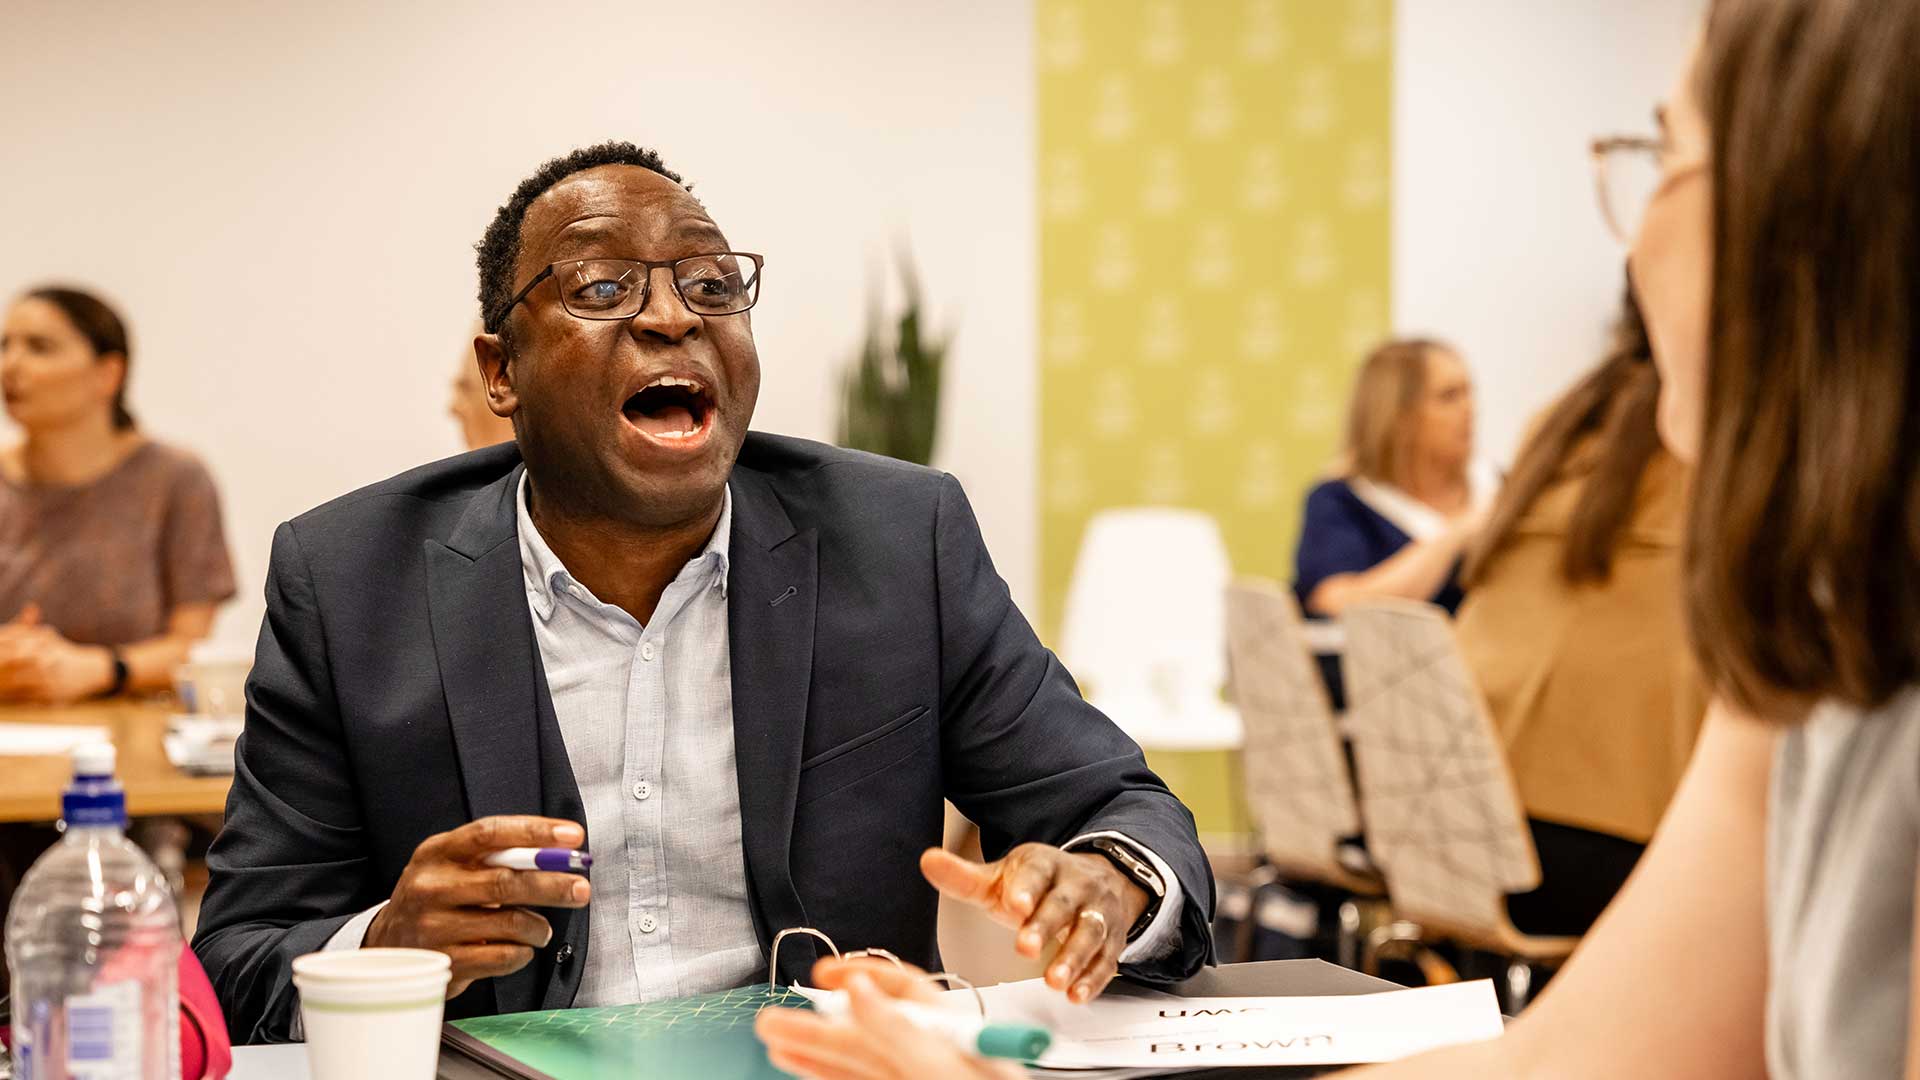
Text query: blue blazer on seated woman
1291 338 1491 623
1295 477 1469 618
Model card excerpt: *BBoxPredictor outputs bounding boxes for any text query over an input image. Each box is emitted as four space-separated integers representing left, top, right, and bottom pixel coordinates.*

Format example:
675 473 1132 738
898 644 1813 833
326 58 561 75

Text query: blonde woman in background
1292 337 1487 704
1292 338 1484 621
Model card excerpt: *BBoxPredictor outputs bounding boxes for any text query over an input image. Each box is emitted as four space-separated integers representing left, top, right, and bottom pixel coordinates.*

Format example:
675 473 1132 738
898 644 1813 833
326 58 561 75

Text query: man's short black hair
476 141 685 333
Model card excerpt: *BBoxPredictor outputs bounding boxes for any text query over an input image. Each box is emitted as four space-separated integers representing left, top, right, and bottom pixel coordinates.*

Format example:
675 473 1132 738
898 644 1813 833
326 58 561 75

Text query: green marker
811 990 1052 1061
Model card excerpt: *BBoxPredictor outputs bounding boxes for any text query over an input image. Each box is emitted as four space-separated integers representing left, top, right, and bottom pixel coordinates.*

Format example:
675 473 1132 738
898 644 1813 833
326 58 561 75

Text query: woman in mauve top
0 285 235 704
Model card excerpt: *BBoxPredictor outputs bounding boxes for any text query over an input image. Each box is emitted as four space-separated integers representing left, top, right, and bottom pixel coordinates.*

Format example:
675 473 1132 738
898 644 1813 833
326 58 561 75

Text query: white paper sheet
953 978 1503 1069
0 724 110 757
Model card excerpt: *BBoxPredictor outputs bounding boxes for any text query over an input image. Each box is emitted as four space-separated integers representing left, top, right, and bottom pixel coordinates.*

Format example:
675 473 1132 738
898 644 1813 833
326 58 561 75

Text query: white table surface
229 1043 310 1080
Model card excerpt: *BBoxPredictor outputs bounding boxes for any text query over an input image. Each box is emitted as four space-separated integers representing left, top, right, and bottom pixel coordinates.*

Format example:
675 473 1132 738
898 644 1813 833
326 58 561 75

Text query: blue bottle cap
63 743 126 828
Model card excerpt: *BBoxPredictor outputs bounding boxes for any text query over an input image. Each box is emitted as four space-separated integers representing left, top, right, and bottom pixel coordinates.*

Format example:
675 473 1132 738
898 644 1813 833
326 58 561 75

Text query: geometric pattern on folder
450 986 809 1080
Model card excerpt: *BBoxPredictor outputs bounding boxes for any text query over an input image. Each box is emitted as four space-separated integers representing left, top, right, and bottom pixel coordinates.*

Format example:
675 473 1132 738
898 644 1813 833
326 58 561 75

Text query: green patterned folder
442 985 809 1080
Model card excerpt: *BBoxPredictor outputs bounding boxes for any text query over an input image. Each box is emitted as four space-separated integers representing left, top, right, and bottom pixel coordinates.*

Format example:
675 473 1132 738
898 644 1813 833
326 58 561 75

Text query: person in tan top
1454 286 1703 936
0 285 236 704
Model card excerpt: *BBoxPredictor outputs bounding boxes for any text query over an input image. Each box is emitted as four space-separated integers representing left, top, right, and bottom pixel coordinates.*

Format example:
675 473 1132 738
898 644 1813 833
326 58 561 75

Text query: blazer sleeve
189 521 372 1044
931 474 1215 982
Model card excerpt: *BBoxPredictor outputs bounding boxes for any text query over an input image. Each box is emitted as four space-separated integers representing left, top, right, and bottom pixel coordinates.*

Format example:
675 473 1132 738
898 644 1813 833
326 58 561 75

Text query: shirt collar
516 471 733 622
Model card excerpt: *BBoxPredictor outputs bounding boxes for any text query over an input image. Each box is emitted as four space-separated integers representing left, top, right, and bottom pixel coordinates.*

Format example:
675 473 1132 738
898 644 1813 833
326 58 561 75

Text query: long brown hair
1343 337 1455 488
1463 286 1663 587
24 286 136 431
1689 0 1920 716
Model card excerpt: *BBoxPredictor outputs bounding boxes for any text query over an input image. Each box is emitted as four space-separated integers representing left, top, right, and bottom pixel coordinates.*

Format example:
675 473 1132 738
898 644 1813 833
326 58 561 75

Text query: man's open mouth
621 374 716 445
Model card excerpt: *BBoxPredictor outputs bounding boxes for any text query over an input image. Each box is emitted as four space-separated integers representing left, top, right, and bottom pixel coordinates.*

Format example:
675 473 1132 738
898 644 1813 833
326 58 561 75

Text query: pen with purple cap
482 847 593 873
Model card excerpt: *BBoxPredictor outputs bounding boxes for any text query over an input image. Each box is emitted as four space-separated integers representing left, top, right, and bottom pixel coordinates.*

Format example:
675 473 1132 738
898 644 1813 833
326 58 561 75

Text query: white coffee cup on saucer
292 948 451 1080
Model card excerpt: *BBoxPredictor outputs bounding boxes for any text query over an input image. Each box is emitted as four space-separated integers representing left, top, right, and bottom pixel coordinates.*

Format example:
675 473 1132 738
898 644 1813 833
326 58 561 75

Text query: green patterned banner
1037 0 1395 637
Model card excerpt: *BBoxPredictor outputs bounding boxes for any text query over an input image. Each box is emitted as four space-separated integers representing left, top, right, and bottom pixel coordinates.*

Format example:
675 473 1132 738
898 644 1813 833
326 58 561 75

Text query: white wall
0 0 1035 648
3 1 1713 652
1393 0 1702 466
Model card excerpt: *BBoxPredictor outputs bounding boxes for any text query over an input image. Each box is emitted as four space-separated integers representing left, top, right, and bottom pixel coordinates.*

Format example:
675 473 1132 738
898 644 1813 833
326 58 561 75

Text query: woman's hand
0 607 115 704
755 957 1025 1080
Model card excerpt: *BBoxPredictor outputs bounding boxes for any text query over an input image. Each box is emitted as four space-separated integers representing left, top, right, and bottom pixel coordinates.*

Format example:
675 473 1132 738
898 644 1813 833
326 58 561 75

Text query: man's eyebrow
547 218 625 249
542 217 729 257
672 219 729 245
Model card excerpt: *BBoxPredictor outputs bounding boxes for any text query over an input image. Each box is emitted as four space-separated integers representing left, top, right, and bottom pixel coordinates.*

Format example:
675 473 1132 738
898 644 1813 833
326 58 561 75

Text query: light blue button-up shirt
515 474 763 1007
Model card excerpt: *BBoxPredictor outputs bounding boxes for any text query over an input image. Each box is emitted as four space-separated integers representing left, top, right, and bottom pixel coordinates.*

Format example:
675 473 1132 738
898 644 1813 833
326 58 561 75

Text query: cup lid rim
292 947 451 981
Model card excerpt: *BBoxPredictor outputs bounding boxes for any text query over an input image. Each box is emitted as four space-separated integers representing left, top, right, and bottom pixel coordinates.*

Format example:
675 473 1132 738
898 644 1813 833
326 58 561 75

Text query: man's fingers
417 906 554 949
1046 909 1114 1002
444 943 536 988
1016 879 1085 958
1071 948 1123 1005
918 847 999 905
996 847 1057 923
427 816 586 861
421 866 590 910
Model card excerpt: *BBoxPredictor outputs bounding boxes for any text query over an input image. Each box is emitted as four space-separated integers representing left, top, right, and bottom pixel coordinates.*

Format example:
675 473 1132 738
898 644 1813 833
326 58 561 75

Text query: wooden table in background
0 699 231 823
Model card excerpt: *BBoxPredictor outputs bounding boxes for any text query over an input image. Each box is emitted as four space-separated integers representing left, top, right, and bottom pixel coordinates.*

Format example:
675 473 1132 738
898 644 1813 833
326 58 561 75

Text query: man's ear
474 333 519 418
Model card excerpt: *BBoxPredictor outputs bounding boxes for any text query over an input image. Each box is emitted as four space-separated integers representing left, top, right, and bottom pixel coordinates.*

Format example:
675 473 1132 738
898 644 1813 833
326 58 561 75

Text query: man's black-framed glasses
486 252 764 333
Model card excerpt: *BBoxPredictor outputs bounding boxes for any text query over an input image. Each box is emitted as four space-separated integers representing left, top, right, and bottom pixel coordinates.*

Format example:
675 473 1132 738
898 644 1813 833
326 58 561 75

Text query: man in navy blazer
192 142 1213 1043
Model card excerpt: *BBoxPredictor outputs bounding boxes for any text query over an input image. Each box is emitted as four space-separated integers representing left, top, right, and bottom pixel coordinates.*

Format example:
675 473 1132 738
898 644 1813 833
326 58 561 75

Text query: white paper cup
293 948 451 1080
175 654 252 718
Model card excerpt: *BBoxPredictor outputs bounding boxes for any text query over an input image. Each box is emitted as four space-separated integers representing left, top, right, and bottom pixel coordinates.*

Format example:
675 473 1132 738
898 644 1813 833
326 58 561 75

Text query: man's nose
629 266 700 343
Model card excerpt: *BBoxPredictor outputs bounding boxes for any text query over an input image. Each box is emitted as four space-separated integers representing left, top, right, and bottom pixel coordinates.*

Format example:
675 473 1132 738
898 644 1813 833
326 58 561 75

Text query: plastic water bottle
5 744 181 1080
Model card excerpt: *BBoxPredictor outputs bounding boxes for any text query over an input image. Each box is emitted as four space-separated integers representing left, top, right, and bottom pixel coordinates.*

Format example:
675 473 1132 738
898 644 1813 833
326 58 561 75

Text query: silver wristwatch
1081 836 1166 940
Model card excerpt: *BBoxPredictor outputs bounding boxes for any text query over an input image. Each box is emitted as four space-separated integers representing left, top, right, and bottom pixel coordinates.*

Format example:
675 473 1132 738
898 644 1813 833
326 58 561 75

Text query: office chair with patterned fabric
1224 578 1384 966
1341 599 1578 1007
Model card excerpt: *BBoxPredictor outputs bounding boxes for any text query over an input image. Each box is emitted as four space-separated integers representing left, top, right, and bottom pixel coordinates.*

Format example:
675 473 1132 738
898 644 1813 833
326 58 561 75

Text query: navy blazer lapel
424 463 586 1014
726 467 821 981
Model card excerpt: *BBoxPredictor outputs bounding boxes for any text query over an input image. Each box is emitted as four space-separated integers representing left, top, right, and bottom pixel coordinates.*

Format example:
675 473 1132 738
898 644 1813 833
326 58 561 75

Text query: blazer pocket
798 705 933 806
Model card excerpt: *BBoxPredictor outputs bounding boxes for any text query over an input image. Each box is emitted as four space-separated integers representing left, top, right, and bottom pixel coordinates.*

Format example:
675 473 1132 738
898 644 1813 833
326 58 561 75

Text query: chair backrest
1060 509 1233 743
1225 579 1364 884
1341 599 1539 936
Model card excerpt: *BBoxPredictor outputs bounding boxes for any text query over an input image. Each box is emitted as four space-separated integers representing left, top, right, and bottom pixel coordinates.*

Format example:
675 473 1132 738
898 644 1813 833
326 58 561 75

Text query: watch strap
1081 836 1166 940
103 647 130 697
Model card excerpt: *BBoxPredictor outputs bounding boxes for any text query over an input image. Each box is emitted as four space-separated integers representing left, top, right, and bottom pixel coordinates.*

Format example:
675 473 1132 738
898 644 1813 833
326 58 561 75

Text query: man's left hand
920 843 1149 1003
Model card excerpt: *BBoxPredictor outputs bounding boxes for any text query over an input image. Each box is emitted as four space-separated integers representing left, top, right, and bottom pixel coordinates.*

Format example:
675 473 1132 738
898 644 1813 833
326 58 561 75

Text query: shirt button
640 642 656 662
632 780 652 801
638 914 659 934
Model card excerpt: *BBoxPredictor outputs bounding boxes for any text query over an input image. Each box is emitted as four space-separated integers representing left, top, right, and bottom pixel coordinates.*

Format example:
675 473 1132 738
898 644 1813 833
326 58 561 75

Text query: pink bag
2 945 228 1078
178 943 233 1080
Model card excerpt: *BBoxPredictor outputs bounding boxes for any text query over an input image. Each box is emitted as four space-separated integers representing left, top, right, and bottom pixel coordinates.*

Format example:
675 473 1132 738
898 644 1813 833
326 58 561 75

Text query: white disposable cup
176 655 252 718
292 948 451 1080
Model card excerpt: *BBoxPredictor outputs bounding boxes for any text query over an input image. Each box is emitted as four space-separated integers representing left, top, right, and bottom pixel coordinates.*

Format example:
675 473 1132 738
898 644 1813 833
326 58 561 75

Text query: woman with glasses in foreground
761 0 1920 1076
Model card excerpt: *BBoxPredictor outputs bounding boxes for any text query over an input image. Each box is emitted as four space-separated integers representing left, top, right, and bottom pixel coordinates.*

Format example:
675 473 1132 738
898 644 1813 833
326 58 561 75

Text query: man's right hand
364 816 591 998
